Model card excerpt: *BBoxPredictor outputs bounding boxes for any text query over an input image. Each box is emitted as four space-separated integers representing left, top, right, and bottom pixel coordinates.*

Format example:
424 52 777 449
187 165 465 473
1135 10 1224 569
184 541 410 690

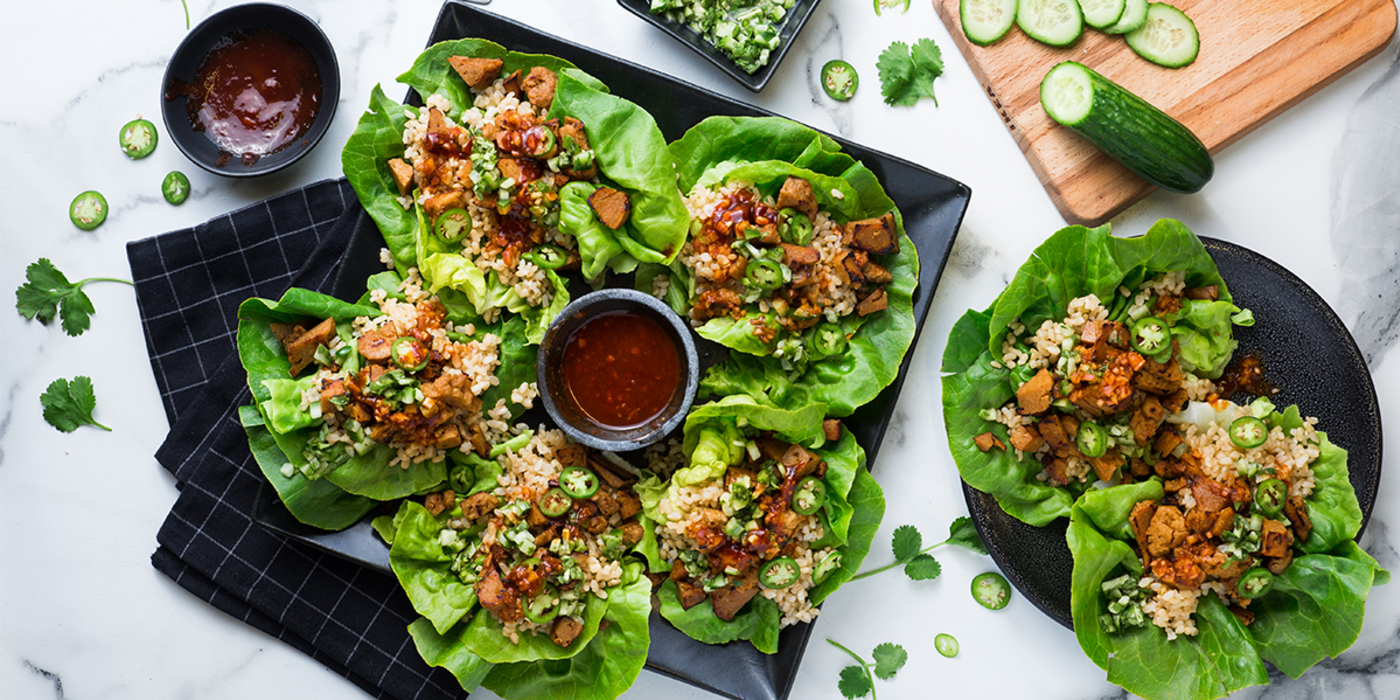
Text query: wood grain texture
936 0 1397 225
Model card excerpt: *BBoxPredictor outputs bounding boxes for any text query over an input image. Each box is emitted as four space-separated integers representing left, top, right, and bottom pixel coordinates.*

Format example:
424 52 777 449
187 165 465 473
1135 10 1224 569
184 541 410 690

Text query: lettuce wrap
1067 404 1387 699
341 39 687 344
663 116 919 417
235 273 532 530
941 220 1254 526
637 395 885 652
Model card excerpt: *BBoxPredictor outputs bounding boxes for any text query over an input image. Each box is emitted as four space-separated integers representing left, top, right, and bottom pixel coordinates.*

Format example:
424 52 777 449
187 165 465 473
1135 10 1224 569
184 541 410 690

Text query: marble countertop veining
2 1 1398 699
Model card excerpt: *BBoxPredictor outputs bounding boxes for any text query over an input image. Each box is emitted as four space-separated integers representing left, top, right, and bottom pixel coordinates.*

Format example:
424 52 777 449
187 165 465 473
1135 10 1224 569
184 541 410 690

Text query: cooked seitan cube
459 492 500 521
856 288 888 317
1162 388 1190 414
533 526 559 547
1229 605 1255 626
522 66 558 107
780 242 820 267
775 176 818 220
1190 476 1236 517
669 560 688 582
551 616 584 648
423 490 456 517
840 251 866 288
1090 450 1125 482
434 424 464 449
1152 555 1205 590
619 520 645 546
1154 430 1184 460
448 56 504 90
677 579 708 610
973 431 1006 452
423 190 467 222
1043 457 1070 485
1016 368 1055 415
501 69 522 96
1133 356 1183 395
594 491 619 518
709 575 760 621
1209 508 1235 538
848 212 899 255
387 158 415 196
1264 548 1294 575
616 491 642 520
1008 423 1044 453
427 107 449 134
1081 320 1102 345
469 422 490 457
588 455 636 488
822 419 843 442
554 443 587 468
861 259 894 284
497 157 527 185
1184 285 1220 301
1038 415 1073 456
526 504 551 529
422 373 478 410
281 318 337 376
1130 500 1156 555
1260 518 1294 558
588 187 632 229
1145 505 1188 557
1130 396 1166 446
476 569 511 611
356 326 397 362
320 377 346 414
1130 457 1152 479
557 116 592 151
584 515 610 535
756 436 790 462
1284 496 1312 542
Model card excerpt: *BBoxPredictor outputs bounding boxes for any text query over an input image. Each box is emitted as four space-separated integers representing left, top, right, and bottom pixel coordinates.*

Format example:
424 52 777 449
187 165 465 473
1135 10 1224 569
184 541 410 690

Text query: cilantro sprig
849 516 987 582
15 258 132 336
41 376 111 432
829 640 907 699
876 38 945 106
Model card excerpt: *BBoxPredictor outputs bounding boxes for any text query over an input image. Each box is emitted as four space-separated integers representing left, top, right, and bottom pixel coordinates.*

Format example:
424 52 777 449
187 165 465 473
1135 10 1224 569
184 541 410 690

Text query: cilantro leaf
946 515 988 554
904 553 942 581
871 643 908 680
876 38 945 107
838 665 872 699
41 376 111 432
890 524 922 561
15 258 130 337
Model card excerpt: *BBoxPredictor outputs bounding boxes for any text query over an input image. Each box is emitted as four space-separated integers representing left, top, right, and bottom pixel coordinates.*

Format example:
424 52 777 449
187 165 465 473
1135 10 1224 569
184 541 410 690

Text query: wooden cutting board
934 0 1397 225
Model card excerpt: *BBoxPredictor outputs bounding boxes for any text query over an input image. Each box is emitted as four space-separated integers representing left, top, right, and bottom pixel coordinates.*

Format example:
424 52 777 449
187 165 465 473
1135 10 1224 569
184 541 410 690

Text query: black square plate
255 3 971 699
615 0 822 92
962 236 1383 630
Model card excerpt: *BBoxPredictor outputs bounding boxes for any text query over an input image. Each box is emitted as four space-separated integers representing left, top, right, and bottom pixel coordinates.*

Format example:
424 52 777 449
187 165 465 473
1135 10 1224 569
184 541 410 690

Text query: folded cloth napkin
128 179 465 700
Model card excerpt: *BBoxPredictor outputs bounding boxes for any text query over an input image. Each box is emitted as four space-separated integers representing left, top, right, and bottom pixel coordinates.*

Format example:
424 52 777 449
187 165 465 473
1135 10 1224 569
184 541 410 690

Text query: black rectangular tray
255 3 971 699
614 0 823 92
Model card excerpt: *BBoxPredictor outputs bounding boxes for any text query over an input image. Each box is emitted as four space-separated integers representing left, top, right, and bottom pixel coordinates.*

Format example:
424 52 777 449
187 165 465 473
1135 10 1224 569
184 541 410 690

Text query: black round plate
961 236 1383 629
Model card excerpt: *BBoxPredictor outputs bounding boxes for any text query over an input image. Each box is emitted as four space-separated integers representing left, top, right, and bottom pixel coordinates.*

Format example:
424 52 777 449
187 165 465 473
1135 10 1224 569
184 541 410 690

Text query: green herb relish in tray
942 220 1388 699
234 36 924 699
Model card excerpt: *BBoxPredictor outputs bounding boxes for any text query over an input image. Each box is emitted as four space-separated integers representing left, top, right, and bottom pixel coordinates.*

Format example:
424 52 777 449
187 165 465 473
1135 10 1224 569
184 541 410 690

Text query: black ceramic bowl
160 3 339 177
537 289 699 451
616 0 822 92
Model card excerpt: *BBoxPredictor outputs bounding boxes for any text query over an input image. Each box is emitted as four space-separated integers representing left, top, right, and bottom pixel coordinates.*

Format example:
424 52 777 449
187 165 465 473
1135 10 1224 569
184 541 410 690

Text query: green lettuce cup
635 395 885 652
659 116 919 417
342 38 687 344
942 220 1254 526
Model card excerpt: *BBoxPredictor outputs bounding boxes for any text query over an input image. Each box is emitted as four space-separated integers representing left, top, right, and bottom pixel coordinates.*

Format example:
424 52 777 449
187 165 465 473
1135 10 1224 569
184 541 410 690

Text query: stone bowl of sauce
537 289 699 452
161 3 338 177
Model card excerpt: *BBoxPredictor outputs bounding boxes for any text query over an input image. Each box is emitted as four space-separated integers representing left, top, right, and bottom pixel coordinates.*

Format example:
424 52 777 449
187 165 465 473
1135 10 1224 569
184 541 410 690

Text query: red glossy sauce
561 312 681 429
167 29 321 166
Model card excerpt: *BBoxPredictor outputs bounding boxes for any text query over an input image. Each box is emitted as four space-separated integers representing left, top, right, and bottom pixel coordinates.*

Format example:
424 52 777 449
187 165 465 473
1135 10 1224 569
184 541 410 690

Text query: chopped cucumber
1103 0 1148 34
1078 0 1125 30
1125 3 1199 68
961 0 1019 46
1040 61 1213 193
1016 0 1083 47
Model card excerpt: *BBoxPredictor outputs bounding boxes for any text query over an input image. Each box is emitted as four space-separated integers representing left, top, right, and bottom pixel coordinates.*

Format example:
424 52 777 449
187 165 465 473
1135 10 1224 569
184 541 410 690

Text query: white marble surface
2 1 1398 698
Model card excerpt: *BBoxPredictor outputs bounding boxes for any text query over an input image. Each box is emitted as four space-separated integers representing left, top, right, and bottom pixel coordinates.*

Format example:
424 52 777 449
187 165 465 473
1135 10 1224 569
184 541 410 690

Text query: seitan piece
709 575 760 621
1284 496 1312 542
521 66 558 108
554 443 587 469
448 56 503 90
1145 505 1188 557
1190 476 1235 517
677 579 708 610
1130 396 1166 446
1008 423 1044 453
616 491 642 520
1184 285 1219 301
426 107 449 134
780 242 820 267
459 492 500 521
1090 450 1125 482
1154 430 1184 460
1260 518 1294 558
1133 356 1183 395
551 616 584 648
856 288 888 316
588 186 632 229
423 190 467 222
861 259 894 284
387 158 415 196
1038 415 1073 456
1264 548 1294 576
424 490 456 517
1043 457 1070 486
1016 368 1055 415
823 419 843 442
847 212 899 255
775 176 818 220
619 520 645 546
1129 500 1155 557
356 326 397 362
282 318 337 376
973 431 1006 452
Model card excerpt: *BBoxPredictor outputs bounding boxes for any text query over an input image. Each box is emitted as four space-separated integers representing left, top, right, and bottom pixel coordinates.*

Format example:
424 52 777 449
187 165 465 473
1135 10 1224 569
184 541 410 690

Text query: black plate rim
960 234 1384 631
614 0 823 93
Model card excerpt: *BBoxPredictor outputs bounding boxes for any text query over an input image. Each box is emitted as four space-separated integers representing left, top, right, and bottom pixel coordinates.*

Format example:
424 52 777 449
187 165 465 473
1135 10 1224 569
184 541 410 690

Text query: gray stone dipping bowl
536 289 699 452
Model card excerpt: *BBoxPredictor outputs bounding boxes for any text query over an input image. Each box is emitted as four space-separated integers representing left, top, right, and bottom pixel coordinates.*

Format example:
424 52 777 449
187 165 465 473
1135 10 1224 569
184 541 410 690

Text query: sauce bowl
160 3 339 177
537 289 699 452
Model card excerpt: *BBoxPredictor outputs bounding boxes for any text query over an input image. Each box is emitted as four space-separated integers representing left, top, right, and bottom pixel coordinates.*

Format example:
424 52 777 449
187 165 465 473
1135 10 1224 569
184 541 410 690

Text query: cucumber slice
1125 3 1199 67
1104 0 1148 34
1017 0 1083 47
962 0 1019 46
1040 61 1213 193
1078 0 1126 30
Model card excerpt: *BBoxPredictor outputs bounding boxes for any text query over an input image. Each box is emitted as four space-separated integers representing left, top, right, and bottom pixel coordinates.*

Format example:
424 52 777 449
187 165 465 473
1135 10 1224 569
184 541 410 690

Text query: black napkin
128 179 465 700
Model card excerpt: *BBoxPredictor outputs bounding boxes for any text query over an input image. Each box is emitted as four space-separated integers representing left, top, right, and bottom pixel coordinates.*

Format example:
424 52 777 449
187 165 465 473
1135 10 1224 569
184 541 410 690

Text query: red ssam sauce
1216 353 1278 398
167 29 321 166
561 312 681 429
